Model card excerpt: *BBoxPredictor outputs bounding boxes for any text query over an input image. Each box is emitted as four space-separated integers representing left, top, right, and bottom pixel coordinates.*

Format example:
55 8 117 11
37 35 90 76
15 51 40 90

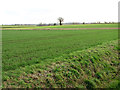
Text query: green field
2 24 120 88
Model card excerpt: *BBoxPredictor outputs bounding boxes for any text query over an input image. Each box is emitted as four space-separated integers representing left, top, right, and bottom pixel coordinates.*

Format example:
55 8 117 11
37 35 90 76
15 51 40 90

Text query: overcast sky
0 0 119 24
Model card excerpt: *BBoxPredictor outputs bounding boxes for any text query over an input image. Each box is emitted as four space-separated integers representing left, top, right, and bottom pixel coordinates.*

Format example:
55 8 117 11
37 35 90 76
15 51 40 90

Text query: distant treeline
2 22 118 26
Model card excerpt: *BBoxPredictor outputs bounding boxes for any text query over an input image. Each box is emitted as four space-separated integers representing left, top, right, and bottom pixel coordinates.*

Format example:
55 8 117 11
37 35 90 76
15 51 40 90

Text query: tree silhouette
58 17 64 25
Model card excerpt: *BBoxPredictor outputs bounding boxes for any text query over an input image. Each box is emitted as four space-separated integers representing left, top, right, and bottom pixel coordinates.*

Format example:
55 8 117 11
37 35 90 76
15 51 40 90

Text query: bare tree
58 17 64 25
83 22 85 24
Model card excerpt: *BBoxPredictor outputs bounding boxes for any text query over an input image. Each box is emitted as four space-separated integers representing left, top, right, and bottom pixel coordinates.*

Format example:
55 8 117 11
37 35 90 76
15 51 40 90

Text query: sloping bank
3 40 120 88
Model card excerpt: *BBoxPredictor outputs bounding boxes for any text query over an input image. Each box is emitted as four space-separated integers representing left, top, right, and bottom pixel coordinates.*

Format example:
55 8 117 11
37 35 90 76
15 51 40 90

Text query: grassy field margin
2 40 120 88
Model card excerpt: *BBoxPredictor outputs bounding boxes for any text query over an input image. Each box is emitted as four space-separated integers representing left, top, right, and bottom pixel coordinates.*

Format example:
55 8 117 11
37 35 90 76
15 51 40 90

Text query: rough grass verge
2 40 120 88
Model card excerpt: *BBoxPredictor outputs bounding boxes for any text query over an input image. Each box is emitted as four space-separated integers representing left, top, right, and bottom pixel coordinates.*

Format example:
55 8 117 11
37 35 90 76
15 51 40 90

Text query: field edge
2 39 120 88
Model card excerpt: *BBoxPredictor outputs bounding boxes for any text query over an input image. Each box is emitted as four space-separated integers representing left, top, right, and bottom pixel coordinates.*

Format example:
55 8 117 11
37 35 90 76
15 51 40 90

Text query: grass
3 29 118 71
2 40 120 88
2 24 119 88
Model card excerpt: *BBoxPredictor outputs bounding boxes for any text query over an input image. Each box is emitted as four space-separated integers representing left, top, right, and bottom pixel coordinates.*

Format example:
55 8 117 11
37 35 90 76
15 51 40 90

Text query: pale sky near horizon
0 0 120 24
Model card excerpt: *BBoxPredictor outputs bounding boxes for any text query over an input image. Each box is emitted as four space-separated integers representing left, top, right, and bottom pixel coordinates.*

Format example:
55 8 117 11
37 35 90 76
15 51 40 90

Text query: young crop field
2 24 120 88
